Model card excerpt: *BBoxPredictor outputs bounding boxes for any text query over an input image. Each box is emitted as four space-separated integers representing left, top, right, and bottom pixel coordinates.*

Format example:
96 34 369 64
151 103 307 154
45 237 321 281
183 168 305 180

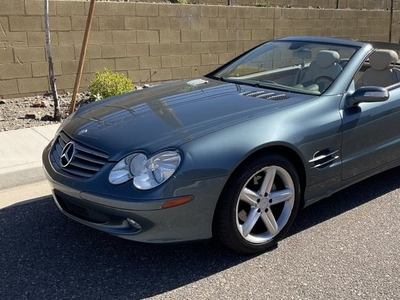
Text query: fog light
127 218 142 230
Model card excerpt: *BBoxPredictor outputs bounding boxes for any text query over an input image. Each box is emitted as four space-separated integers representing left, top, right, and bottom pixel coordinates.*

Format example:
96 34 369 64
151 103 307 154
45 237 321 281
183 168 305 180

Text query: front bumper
43 143 227 243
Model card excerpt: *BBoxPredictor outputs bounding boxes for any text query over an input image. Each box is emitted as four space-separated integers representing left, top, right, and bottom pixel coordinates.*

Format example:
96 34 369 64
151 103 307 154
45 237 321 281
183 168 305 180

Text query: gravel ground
0 92 90 132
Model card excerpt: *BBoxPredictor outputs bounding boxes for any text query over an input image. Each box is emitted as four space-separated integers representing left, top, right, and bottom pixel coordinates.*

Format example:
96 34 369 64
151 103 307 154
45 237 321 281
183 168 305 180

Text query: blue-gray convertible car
43 36 400 254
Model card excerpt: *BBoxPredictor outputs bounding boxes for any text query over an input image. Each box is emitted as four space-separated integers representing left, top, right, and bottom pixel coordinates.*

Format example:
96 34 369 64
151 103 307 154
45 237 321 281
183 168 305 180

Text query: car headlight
108 151 181 190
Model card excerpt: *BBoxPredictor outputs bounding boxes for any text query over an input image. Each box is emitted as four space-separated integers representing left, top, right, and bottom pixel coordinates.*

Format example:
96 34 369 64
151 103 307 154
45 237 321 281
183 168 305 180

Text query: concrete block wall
0 0 399 98
96 0 400 10
225 0 399 10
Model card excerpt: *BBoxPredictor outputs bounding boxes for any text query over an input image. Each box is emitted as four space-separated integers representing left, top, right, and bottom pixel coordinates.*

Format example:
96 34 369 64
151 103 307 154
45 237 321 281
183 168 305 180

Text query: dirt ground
0 92 89 132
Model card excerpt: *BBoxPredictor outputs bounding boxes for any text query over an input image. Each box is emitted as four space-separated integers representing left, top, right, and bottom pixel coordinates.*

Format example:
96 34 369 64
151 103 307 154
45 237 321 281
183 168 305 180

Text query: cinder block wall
0 0 399 98
54 0 400 10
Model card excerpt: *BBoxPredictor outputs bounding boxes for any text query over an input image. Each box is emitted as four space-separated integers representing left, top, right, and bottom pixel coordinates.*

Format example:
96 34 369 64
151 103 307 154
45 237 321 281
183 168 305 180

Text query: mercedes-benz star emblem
60 142 76 168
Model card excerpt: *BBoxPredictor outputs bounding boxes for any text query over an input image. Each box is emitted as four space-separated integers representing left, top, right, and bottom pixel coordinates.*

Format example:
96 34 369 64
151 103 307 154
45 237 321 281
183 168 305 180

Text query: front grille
51 131 109 178
241 91 289 100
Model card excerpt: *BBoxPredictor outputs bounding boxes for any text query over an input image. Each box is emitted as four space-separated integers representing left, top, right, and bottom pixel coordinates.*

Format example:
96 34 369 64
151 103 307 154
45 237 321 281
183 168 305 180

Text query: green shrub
254 1 269 7
88 68 134 100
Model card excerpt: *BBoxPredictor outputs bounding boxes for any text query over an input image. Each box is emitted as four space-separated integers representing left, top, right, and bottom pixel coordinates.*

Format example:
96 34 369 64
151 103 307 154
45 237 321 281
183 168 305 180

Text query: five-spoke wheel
214 154 301 254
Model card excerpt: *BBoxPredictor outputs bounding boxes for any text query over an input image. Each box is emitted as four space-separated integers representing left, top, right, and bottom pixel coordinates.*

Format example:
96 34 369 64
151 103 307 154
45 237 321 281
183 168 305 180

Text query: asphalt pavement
1 167 399 299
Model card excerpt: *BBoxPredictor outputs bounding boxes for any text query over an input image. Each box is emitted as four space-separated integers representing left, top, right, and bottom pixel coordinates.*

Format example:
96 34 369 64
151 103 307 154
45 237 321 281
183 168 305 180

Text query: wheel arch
236 145 305 196
213 144 307 222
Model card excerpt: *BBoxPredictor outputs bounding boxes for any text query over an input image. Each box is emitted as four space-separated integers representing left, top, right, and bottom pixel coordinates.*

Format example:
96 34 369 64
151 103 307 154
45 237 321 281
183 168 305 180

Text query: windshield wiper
218 77 297 92
245 80 294 93
218 77 240 84
217 77 317 95
218 77 277 87
250 80 278 87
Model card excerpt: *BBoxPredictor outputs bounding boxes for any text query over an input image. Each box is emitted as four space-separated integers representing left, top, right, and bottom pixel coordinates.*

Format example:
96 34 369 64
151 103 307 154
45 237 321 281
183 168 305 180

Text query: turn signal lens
162 196 193 209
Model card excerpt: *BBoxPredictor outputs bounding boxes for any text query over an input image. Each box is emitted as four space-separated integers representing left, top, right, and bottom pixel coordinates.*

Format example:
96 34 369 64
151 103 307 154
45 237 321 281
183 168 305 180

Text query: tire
214 154 301 254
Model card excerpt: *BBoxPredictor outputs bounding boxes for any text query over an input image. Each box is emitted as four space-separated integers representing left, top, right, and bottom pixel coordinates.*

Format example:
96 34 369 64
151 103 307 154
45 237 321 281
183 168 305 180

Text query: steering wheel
314 75 334 84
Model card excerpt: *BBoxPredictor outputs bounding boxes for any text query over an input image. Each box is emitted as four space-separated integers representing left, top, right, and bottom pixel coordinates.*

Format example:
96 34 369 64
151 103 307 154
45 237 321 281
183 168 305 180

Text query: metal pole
69 0 96 114
44 0 60 121
389 0 394 42
228 0 232 6
336 0 339 9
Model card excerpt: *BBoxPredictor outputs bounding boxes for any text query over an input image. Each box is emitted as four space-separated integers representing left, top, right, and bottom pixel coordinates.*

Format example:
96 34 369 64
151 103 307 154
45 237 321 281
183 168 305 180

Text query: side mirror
347 86 389 107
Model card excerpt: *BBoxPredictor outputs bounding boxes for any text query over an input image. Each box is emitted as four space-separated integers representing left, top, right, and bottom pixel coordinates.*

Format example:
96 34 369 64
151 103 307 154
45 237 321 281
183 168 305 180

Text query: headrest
294 49 311 59
369 49 398 71
315 50 340 68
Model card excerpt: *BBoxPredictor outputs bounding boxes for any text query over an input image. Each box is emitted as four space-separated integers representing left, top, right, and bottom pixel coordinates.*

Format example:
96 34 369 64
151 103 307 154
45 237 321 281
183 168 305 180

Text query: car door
341 85 400 180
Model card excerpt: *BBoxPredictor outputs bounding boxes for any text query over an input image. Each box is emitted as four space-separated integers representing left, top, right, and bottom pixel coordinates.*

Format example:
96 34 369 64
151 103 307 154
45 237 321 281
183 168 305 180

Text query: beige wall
0 0 399 98
55 0 400 10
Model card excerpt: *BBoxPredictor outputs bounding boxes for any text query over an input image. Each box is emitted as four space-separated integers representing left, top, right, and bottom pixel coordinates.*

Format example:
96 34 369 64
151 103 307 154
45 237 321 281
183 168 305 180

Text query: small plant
254 1 269 7
88 68 134 101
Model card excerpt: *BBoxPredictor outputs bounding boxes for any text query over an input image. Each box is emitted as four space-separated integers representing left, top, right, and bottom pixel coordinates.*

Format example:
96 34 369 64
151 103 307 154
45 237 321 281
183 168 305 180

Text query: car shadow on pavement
0 196 253 300
290 166 400 236
1 167 399 299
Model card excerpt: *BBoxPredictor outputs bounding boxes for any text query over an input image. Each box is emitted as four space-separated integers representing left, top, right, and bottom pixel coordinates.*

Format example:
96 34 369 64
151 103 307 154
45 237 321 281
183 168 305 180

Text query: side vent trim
309 150 340 169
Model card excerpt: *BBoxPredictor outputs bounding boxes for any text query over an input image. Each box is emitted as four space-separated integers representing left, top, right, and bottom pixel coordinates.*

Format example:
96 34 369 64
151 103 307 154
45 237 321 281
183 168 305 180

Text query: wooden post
69 0 96 115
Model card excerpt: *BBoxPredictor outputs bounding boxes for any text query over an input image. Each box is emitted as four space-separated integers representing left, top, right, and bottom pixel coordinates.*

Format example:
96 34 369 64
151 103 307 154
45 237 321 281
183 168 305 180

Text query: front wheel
214 155 301 254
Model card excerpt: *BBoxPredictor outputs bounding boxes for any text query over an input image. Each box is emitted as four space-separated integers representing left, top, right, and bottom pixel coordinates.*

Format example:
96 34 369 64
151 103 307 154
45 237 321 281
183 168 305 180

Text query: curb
0 124 59 201
0 166 46 190
0 180 52 209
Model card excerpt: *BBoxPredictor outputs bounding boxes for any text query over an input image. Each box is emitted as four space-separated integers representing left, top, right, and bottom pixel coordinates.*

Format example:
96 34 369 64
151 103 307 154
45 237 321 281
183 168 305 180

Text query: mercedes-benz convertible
43 36 400 253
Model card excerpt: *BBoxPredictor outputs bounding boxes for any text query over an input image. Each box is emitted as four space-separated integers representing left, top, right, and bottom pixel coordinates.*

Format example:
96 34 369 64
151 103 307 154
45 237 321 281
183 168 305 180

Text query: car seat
357 49 400 88
295 50 342 92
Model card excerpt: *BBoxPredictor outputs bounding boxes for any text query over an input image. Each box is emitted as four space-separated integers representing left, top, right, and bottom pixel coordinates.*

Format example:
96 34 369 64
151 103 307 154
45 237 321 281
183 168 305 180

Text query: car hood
62 78 310 160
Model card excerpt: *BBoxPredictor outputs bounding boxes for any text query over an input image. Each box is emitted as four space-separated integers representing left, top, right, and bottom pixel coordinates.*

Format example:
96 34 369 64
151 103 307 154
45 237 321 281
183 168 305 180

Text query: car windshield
209 40 360 95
